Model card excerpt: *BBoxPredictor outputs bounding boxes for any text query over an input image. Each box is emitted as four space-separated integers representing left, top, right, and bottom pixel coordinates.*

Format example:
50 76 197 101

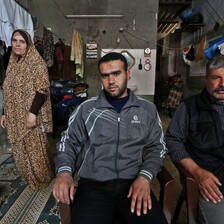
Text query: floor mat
0 151 60 224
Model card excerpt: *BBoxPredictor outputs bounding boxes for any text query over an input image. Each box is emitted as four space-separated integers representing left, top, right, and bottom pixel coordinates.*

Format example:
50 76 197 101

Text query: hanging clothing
50 44 76 81
34 36 44 58
70 30 84 78
0 0 34 47
2 29 54 189
43 26 54 67
55 41 65 64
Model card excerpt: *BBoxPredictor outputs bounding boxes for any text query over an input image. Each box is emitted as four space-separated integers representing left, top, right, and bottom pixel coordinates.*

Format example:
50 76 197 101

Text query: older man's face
206 68 224 102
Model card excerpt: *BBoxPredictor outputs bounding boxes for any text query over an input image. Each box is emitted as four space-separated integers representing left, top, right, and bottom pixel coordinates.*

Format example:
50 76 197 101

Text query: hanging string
16 0 194 52
51 0 74 28
204 0 224 24
120 27 184 51
14 0 69 43
39 23 63 42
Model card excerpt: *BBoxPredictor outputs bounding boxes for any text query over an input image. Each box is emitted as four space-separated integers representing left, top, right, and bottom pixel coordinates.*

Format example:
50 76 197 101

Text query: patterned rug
0 149 61 224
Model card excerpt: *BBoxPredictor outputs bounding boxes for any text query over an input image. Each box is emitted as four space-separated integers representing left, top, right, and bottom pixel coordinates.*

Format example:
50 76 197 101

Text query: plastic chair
58 166 175 224
172 164 199 224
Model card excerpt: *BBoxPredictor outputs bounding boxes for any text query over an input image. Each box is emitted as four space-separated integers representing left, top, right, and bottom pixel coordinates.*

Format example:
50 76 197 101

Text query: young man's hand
127 176 151 216
52 172 75 204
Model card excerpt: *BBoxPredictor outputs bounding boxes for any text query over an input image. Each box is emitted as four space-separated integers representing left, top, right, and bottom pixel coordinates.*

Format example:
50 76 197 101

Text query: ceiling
157 0 193 40
16 0 195 41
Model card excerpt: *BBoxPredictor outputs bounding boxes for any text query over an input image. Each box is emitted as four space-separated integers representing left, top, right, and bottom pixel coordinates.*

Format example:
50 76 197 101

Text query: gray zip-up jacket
55 90 167 182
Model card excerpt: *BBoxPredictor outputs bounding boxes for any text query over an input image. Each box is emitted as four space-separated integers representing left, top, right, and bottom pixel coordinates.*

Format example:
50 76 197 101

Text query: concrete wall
16 0 159 98
179 0 224 97
158 0 224 103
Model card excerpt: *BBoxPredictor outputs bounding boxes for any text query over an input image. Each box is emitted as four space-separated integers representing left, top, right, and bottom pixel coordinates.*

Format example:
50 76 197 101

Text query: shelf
181 23 204 32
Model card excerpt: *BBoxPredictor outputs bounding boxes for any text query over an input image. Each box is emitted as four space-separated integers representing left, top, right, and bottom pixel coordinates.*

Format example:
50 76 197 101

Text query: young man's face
11 32 27 56
99 59 130 98
206 68 224 102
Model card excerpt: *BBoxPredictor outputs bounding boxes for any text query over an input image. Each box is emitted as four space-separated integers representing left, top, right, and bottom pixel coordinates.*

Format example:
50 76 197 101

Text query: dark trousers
70 178 167 224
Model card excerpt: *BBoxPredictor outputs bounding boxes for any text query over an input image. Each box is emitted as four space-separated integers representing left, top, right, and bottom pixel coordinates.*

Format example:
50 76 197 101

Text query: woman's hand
26 112 37 129
1 115 6 128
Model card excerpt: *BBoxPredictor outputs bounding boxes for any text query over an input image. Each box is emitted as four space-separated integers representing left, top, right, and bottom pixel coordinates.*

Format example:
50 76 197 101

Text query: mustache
214 87 224 92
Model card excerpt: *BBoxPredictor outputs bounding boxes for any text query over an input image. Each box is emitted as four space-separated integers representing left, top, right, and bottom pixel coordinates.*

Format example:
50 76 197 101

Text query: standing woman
0 29 54 190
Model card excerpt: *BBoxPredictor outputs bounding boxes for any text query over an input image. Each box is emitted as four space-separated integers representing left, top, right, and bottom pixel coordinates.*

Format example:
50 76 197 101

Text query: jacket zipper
116 116 120 178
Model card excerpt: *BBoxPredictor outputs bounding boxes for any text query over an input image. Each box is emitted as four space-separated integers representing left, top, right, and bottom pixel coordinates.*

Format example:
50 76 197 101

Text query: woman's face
11 32 27 56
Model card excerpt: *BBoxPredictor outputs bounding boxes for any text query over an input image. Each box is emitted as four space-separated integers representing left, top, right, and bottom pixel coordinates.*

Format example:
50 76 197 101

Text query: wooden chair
172 164 199 224
58 166 175 224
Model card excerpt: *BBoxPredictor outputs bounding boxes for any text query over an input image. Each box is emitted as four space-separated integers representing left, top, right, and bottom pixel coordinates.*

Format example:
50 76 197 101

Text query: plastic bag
179 8 203 24
182 44 194 66
204 36 224 59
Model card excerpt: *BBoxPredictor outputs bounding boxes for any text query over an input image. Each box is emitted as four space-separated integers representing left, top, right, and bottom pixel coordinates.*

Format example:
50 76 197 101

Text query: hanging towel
70 30 84 78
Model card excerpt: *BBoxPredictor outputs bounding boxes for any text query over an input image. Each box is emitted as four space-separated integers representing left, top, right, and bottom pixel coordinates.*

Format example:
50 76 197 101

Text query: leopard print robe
2 30 54 189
